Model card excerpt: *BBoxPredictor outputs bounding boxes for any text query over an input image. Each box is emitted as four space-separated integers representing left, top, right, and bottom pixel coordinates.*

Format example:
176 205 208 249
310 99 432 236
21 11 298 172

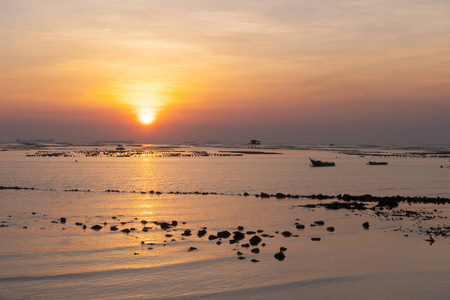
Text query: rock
246 231 256 235
281 231 292 237
82 224 87 230
188 247 197 251
171 220 178 227
216 241 222 245
217 230 231 239
261 243 266 247
110 225 118 231
241 243 250 248
237 251 243 256
296 224 305 230
260 192 270 198
141 220 148 224
274 251 286 261
363 222 370 229
91 225 102 231
275 193 286 199
233 231 245 240
197 229 207 237
251 248 260 254
249 235 262 246
229 239 237 245
311 237 321 241
376 199 399 209
280 247 287 252
237 226 244 231
238 256 246 260
60 218 66 224
208 235 218 240
251 259 260 263
121 228 131 233
75 222 83 226
314 221 325 226
160 222 171 230
181 229 192 236
165 234 173 237
327 227 335 232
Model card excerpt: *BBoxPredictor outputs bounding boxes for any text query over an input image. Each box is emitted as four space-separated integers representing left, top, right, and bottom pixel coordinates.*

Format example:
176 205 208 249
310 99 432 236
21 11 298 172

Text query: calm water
0 146 449 299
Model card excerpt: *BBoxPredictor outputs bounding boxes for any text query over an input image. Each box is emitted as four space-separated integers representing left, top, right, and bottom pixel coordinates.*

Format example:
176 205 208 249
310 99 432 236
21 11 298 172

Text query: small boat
309 157 335 167
367 161 388 165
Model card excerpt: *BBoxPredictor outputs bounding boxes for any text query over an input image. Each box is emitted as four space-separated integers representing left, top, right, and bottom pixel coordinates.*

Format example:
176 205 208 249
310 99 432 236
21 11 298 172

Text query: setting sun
138 110 156 125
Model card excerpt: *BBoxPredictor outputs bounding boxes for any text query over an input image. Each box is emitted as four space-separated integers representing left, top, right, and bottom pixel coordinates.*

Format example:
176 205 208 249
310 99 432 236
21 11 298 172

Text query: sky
1 0 449 144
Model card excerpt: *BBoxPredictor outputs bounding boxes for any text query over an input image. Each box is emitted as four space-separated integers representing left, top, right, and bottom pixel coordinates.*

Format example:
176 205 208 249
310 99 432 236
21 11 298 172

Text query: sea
0 144 449 299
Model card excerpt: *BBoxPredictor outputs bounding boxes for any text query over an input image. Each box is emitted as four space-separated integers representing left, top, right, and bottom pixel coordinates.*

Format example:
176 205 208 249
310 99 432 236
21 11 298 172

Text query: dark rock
237 226 244 231
243 192 249 196
60 218 66 224
208 235 218 240
246 231 256 235
311 237 321 241
257 229 264 233
75 222 83 226
237 251 243 256
249 235 262 246
261 243 266 247
296 224 305 230
251 259 259 263
241 243 250 248
275 193 286 199
229 239 237 245
238 256 246 260
251 248 260 254
274 251 286 261
216 241 222 245
327 227 335 232
181 229 192 236
363 222 370 229
82 224 87 229
260 192 270 198
314 221 325 226
110 225 118 231
91 225 102 230
171 220 178 227
376 199 399 209
188 247 197 251
121 228 131 233
197 229 207 237
160 222 171 230
233 231 245 240
280 247 287 252
281 231 292 237
217 231 231 239
165 234 173 237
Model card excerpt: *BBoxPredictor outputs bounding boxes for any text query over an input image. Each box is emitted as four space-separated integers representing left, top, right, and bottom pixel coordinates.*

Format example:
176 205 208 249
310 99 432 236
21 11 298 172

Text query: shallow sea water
0 147 449 299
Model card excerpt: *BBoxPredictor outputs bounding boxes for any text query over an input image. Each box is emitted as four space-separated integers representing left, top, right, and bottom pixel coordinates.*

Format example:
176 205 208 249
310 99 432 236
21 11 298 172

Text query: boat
309 157 335 167
367 161 388 165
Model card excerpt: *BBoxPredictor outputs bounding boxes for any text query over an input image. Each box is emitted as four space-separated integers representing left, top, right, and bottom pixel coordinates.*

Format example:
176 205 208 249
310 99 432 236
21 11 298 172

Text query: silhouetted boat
367 161 388 165
309 157 335 167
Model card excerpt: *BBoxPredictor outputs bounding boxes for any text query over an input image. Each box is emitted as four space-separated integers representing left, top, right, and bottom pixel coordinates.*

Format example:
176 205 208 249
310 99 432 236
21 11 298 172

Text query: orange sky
1 1 449 144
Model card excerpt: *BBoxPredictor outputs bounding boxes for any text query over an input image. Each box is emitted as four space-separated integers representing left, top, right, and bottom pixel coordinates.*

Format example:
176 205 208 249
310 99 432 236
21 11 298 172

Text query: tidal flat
0 145 449 299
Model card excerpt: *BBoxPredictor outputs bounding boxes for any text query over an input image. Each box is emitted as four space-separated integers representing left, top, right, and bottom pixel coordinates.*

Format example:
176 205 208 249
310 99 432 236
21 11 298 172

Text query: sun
137 109 156 125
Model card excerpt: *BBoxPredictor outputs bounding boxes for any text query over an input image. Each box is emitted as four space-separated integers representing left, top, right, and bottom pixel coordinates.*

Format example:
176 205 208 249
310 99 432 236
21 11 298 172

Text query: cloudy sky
1 0 449 144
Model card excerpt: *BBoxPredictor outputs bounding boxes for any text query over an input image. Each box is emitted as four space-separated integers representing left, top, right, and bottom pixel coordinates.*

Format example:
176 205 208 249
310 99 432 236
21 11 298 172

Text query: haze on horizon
1 0 449 145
